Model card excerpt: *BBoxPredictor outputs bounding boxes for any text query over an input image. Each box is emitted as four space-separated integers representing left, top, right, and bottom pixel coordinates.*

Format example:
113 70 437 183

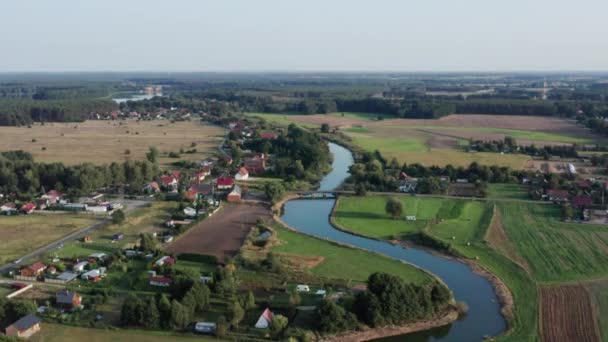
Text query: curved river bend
280 143 506 341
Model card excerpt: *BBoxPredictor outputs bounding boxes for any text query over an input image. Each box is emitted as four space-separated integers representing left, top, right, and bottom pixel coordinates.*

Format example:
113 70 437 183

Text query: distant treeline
0 150 159 199
0 98 117 126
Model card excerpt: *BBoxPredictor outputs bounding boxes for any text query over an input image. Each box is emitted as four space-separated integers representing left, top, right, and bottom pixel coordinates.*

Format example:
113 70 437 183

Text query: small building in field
235 167 249 181
185 183 214 202
56 290 82 310
254 308 274 329
5 314 41 338
20 262 46 277
149 276 172 287
546 189 570 202
88 253 107 261
227 186 242 202
216 176 235 190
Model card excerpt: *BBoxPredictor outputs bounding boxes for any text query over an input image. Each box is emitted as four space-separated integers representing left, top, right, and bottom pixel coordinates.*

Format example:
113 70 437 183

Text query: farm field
0 119 225 166
487 184 530 200
166 203 271 263
586 279 608 342
33 324 220 342
498 202 608 283
0 213 100 264
539 285 601 342
271 224 431 285
52 201 174 258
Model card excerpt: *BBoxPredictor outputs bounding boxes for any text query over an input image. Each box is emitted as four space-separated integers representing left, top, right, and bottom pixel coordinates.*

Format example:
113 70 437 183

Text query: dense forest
0 98 117 126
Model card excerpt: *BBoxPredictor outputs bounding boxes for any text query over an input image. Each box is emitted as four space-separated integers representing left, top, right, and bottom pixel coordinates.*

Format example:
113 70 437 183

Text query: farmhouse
81 268 106 282
235 167 249 181
254 308 274 329
216 176 235 190
227 185 242 202
5 314 41 338
153 256 176 267
244 154 267 175
20 262 46 277
56 290 82 310
41 190 63 204
160 176 179 191
296 284 310 292
150 276 172 287
19 202 36 214
185 183 214 201
1 203 17 215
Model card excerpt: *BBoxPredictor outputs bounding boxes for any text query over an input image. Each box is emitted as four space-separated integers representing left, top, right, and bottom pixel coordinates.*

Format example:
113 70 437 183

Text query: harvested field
540 285 601 342
166 203 271 262
0 119 224 165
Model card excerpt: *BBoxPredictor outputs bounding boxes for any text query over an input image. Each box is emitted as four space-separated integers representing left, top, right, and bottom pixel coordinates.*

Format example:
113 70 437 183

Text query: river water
280 143 506 341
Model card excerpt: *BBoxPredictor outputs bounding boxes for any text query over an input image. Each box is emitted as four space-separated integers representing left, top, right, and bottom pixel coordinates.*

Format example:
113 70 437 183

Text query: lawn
0 214 100 264
33 324 220 342
0 119 224 166
271 224 431 285
499 202 608 283
487 184 530 200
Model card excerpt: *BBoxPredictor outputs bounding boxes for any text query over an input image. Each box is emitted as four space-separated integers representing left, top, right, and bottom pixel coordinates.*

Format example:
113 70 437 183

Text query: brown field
0 119 225 166
540 285 601 342
166 203 271 262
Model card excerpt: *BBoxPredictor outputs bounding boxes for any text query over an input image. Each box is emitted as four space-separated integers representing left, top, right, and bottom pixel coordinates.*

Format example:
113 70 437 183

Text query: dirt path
166 203 271 263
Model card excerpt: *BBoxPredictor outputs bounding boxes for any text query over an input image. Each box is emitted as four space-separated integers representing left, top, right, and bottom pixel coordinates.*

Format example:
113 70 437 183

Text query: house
200 276 213 284
315 289 327 297
224 156 233 165
571 195 593 209
260 132 279 140
183 207 198 217
20 262 46 277
1 203 17 215
160 176 179 191
235 167 249 181
142 181 160 193
185 183 214 201
5 314 41 338
163 235 174 243
171 170 181 179
55 272 78 283
399 172 409 180
399 181 417 193
194 322 216 334
546 189 570 202
254 308 274 329
149 276 172 287
56 290 82 309
296 284 310 292
227 185 242 202
20 202 36 214
200 165 212 176
216 176 235 190
81 268 106 282
41 190 62 203
153 256 176 267
73 261 88 273
456 178 469 184
190 172 206 184
244 155 267 175
567 163 577 174
406 216 417 221
88 253 107 261
82 236 93 243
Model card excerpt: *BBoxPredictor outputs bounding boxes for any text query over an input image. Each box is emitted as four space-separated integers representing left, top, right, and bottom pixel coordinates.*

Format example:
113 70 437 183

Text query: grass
499 202 608 283
0 119 224 166
33 324 221 342
0 214 100 264
487 184 530 200
328 112 394 120
343 126 373 134
587 279 608 342
244 112 316 128
349 136 429 153
271 224 431 285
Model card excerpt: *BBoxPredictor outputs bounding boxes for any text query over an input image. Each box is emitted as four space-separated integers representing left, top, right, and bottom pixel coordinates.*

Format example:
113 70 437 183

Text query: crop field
498 202 608 283
271 224 431 284
166 203 271 263
34 324 218 342
0 213 100 264
487 184 530 200
0 119 225 166
540 285 601 342
586 279 608 342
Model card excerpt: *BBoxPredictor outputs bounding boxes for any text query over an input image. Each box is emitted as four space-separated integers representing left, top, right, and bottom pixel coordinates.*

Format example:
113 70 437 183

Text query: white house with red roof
149 276 172 287
160 176 179 191
191 172 206 184
235 167 249 181
254 308 274 329
216 176 235 190
41 190 62 204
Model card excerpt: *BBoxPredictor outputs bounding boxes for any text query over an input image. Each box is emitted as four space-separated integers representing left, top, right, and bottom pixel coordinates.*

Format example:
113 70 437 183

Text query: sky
1 0 607 72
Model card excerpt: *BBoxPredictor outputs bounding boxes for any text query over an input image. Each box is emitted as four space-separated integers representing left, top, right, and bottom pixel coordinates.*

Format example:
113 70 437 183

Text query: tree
157 294 172 329
271 314 289 337
355 182 367 196
216 316 228 338
146 146 159 163
112 209 126 224
289 288 301 306
321 123 330 133
560 203 573 221
170 299 189 330
143 297 160 328
244 291 256 310
264 182 285 204
385 197 403 219
226 300 245 328
314 300 357 333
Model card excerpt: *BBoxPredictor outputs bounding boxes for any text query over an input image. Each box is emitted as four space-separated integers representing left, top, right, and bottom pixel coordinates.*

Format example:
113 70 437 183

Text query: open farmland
34 324 219 342
0 213 100 264
586 279 608 341
498 202 608 283
540 285 601 342
166 203 271 263
0 119 224 166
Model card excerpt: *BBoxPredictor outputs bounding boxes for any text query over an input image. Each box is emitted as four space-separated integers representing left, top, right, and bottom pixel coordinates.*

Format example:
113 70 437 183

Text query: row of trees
0 98 116 126
0 150 160 197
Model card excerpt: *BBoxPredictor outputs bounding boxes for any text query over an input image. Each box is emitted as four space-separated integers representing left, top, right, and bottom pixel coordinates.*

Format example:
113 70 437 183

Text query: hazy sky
1 0 607 72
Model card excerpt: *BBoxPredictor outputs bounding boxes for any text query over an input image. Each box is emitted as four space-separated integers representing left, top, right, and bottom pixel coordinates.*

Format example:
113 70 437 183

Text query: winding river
280 143 507 341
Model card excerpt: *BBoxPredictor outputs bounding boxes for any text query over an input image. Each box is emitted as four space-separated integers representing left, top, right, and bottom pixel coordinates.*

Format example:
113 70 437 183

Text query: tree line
0 98 116 126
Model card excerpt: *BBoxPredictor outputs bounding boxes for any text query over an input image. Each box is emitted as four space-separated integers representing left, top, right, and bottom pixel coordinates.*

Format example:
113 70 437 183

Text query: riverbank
329 195 515 336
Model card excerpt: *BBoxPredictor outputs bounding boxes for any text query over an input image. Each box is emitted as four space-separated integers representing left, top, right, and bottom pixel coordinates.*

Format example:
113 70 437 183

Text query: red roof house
216 176 235 190
546 189 570 202
244 156 266 175
260 132 279 140
191 172 206 184
20 262 46 277
254 308 274 329
19 202 36 214
171 170 181 179
160 176 178 190
227 186 242 202
150 276 172 287
235 167 249 181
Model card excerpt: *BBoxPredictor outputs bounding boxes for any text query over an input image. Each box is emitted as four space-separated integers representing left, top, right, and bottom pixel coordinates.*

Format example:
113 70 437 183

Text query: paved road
0 199 152 274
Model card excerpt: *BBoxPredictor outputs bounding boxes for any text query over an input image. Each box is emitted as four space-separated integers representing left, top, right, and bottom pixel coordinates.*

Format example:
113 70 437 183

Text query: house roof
171 170 181 179
260 132 279 139
150 276 172 284
188 184 214 196
571 195 593 207
229 185 242 196
56 290 79 304
24 262 46 273
217 176 234 186
260 308 273 323
20 202 36 212
10 314 41 331
160 176 177 185
147 181 160 190
238 167 249 176
46 190 62 197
